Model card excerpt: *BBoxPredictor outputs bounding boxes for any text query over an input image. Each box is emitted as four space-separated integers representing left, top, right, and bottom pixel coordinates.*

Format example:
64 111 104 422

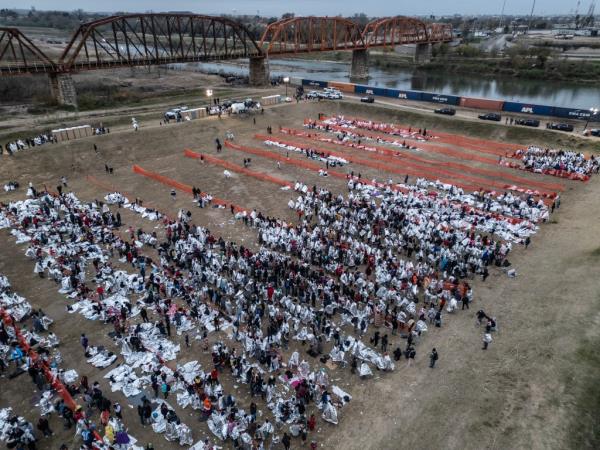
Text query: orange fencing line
255 134 557 197
499 161 590 182
303 121 502 166
223 140 353 181
284 127 564 193
224 141 529 225
184 149 294 189
131 164 249 213
1 308 80 412
319 115 523 153
227 138 488 193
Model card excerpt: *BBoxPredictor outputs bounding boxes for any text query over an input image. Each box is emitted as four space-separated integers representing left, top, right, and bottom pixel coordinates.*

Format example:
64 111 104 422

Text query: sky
0 1 581 17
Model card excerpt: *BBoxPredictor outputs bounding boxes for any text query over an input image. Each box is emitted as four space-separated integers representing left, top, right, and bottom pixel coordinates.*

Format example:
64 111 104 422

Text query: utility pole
499 0 507 30
526 0 537 34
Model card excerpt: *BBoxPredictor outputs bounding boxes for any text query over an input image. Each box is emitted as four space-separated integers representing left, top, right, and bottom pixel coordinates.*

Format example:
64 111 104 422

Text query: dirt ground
0 100 599 450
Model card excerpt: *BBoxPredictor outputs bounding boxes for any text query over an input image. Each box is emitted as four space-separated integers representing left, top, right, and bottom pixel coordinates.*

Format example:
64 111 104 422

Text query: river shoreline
174 58 600 110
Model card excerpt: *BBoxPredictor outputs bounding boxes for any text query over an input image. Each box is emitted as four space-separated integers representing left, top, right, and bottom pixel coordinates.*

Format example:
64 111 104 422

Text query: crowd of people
1 270 144 450
1 132 56 156
0 165 513 448
0 112 558 449
507 147 599 180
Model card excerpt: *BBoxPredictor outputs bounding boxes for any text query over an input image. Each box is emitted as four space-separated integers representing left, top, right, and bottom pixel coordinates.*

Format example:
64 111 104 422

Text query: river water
186 59 600 110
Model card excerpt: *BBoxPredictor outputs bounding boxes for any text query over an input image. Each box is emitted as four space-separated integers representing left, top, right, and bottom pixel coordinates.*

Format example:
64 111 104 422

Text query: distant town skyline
0 0 585 17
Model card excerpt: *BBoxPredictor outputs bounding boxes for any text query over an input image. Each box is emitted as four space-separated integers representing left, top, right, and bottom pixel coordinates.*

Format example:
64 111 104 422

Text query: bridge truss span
58 14 263 72
0 27 56 74
259 16 366 55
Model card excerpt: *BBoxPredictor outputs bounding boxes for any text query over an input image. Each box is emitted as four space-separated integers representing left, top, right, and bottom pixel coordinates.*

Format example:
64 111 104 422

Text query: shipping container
327 81 355 93
302 79 328 88
421 92 460 105
386 89 423 101
502 101 554 116
354 85 388 96
553 107 594 121
460 97 504 111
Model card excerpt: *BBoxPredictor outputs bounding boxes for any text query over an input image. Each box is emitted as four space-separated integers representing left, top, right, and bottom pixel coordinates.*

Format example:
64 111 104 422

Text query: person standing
137 404 146 425
406 346 416 367
161 381 170 399
482 266 489 282
462 295 470 310
381 334 388 353
140 307 148 323
482 333 492 350
37 415 53 437
429 348 439 368
151 375 159 398
282 432 291 450
114 402 122 420
80 334 89 354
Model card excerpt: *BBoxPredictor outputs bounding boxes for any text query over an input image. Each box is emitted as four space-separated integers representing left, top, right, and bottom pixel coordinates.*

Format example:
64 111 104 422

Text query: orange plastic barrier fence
256 134 558 197
184 149 294 188
499 161 590 182
434 132 523 155
226 141 534 223
304 121 502 166
317 117 517 157
319 115 523 154
1 309 79 411
131 164 248 213
283 128 564 193
229 138 486 193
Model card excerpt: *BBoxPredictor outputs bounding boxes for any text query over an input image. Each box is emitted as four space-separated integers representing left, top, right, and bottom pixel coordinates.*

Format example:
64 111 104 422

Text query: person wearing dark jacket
37 415 53 437
429 348 439 368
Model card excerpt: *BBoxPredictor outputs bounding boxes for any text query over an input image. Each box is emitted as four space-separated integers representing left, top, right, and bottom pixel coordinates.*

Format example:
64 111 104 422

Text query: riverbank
285 51 600 85
420 57 600 84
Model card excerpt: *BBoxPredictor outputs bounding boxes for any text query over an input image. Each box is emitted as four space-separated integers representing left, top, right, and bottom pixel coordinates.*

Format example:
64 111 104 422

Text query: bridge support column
249 56 270 87
414 43 432 64
350 49 369 80
48 73 77 107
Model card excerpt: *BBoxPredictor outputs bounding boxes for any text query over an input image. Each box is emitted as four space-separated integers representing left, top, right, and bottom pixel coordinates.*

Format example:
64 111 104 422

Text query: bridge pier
350 49 369 80
48 73 78 107
414 43 432 64
249 56 270 87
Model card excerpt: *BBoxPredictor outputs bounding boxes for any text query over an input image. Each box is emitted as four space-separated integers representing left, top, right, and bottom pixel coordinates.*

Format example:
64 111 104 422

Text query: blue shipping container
503 101 554 116
354 85 387 96
553 107 593 121
302 79 328 88
421 92 460 105
386 89 423 101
